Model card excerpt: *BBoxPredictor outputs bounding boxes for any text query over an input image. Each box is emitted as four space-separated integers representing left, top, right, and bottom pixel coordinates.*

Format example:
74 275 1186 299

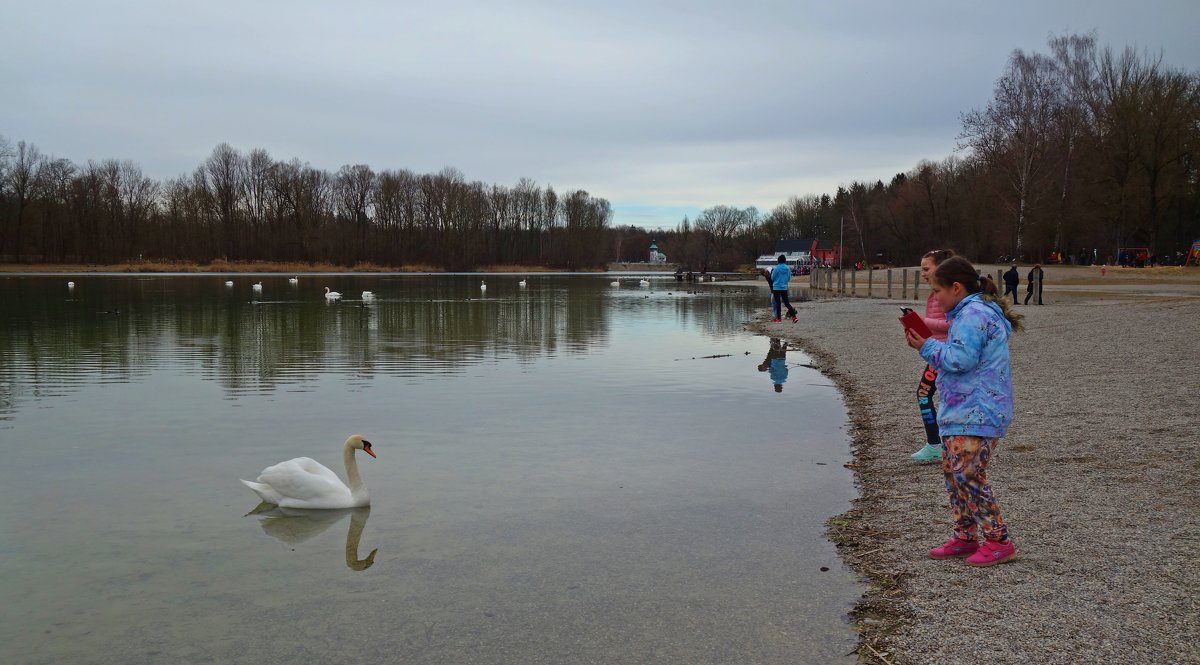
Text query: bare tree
959 49 1058 258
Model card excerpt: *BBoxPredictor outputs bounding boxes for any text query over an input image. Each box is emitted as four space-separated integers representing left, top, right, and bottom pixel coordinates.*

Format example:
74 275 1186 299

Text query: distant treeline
1 32 1197 271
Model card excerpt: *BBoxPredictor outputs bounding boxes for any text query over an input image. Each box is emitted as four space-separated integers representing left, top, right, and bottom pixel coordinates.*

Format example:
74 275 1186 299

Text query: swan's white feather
242 457 357 509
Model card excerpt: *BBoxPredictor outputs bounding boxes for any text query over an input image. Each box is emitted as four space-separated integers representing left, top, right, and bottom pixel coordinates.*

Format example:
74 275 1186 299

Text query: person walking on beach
768 255 798 323
904 256 1023 566
1024 263 1045 305
910 249 955 462
1003 264 1019 303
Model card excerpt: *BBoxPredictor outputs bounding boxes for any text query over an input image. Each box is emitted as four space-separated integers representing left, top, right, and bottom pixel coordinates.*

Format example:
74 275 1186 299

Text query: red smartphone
899 307 933 338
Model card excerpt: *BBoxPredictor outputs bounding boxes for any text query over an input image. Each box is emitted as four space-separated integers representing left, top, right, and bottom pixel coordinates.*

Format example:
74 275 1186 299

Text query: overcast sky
3 1 1198 229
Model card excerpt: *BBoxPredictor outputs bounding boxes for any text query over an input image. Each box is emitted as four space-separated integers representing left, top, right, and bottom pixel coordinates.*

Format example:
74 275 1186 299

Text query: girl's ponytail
932 257 1024 331
979 275 1023 331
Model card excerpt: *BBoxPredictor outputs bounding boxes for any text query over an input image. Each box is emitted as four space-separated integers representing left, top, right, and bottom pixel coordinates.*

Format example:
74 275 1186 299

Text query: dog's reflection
246 504 378 571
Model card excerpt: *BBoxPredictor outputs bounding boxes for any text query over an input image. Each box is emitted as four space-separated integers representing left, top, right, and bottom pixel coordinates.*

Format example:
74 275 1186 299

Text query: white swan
324 286 342 300
610 280 619 287
252 282 263 291
288 276 299 284
480 281 487 291
225 280 234 287
67 281 75 288
639 279 650 286
240 435 377 509
361 290 375 300
518 279 527 287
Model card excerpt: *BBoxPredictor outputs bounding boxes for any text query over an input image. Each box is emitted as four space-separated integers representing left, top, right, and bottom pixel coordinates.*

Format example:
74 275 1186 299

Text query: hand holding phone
899 307 933 338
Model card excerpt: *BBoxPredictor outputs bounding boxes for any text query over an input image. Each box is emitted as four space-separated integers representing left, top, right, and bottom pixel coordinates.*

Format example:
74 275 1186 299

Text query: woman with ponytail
903 256 1023 567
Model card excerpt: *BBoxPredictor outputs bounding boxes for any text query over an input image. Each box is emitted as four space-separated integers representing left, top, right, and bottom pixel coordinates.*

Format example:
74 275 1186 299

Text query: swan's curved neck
343 443 366 497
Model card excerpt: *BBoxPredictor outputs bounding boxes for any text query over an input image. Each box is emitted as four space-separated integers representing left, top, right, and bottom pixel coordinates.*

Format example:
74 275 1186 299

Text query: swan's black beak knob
363 441 377 458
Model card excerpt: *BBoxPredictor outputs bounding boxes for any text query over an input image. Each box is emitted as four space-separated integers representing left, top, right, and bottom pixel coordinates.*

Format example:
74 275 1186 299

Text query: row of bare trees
2 33 1196 271
639 33 1200 269
0 140 612 270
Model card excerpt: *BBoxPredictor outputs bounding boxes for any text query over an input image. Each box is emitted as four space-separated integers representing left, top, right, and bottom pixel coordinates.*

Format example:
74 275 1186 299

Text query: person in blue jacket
903 256 1024 567
768 255 798 323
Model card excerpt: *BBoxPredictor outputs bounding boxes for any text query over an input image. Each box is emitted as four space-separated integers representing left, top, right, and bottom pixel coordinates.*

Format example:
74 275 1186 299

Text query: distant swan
252 282 263 291
610 280 619 286
639 279 650 286
67 281 75 288
518 279 527 287
240 435 377 509
225 280 234 287
324 286 342 300
361 290 375 300
480 281 487 291
288 276 299 284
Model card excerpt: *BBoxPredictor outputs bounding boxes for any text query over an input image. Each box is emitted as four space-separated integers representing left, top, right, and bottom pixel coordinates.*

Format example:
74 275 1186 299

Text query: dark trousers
917 364 941 446
1024 281 1042 304
771 290 796 319
1004 284 1018 302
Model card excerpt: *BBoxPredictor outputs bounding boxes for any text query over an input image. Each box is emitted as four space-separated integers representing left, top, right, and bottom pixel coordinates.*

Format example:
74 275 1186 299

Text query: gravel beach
748 267 1200 664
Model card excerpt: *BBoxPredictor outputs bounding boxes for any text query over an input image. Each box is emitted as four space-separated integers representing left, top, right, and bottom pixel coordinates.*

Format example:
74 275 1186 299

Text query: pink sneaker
771 318 782 323
928 537 979 559
965 540 1017 567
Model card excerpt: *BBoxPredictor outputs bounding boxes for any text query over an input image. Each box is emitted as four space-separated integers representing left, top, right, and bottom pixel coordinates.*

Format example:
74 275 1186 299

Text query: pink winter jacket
923 292 951 342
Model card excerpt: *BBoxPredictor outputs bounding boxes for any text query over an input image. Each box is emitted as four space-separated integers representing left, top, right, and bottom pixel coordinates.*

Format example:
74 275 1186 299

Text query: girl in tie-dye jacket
903 256 1024 567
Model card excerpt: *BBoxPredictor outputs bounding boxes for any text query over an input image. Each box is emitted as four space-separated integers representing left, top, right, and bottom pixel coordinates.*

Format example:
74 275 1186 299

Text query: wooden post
868 268 873 297
887 269 893 299
913 269 921 299
901 269 908 299
851 268 856 296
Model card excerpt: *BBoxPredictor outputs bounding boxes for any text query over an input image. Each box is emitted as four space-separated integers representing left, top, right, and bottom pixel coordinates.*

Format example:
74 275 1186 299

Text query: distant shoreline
0 261 600 274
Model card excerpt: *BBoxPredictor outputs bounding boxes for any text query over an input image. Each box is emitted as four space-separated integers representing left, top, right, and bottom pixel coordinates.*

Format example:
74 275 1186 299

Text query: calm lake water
0 274 860 665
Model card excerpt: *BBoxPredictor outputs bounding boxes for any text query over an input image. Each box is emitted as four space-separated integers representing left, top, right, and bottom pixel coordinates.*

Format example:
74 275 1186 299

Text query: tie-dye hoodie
918 292 1013 438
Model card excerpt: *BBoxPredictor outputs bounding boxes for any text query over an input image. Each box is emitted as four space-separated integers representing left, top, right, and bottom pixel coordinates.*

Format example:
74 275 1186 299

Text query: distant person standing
1003 264 1020 303
769 255 798 323
1024 264 1045 305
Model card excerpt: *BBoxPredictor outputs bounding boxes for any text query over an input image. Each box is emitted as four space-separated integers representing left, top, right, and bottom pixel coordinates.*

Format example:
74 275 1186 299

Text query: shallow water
0 274 860 665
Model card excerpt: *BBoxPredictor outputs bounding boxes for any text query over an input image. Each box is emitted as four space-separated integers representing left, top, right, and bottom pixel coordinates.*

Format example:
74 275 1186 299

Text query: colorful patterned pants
941 435 1010 543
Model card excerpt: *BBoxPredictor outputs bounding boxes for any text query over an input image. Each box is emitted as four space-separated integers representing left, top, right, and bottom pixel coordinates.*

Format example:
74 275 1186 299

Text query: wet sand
746 266 1200 664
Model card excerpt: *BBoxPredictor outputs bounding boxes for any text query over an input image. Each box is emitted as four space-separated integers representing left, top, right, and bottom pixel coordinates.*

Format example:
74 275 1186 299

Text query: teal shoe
910 443 943 462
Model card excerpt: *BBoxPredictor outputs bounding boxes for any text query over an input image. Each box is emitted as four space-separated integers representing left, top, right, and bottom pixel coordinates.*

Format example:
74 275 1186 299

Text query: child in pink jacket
909 249 955 462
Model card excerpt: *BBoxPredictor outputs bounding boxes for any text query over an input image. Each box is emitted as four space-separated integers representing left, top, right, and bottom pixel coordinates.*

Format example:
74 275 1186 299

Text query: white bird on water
288 276 299 284
240 435 377 509
361 291 375 301
518 279 527 287
325 286 342 300
225 280 234 287
639 279 650 286
67 281 75 288
480 281 487 292
252 282 263 291
610 280 619 287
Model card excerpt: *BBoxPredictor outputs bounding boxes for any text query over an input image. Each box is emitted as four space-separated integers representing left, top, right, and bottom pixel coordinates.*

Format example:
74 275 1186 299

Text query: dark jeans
771 290 796 319
1004 284 1018 302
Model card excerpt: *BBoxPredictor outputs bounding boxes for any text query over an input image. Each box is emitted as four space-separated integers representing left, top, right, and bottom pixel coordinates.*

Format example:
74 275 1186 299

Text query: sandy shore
747 267 1199 664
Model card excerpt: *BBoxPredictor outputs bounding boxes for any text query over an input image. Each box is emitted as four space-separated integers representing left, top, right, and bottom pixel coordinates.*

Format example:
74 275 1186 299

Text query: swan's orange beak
363 441 377 458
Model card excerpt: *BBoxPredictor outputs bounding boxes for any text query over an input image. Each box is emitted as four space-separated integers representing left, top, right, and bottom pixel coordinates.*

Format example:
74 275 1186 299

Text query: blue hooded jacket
918 292 1014 438
770 263 791 290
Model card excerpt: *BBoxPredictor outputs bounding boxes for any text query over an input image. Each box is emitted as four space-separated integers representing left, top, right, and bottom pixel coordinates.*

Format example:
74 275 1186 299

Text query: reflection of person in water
757 337 789 392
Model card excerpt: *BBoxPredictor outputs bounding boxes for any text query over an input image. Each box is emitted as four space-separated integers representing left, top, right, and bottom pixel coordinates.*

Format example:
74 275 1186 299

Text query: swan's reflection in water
246 505 377 571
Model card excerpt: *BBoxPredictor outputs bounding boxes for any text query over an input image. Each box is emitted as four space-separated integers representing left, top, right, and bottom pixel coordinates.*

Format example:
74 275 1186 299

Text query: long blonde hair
932 256 1024 331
